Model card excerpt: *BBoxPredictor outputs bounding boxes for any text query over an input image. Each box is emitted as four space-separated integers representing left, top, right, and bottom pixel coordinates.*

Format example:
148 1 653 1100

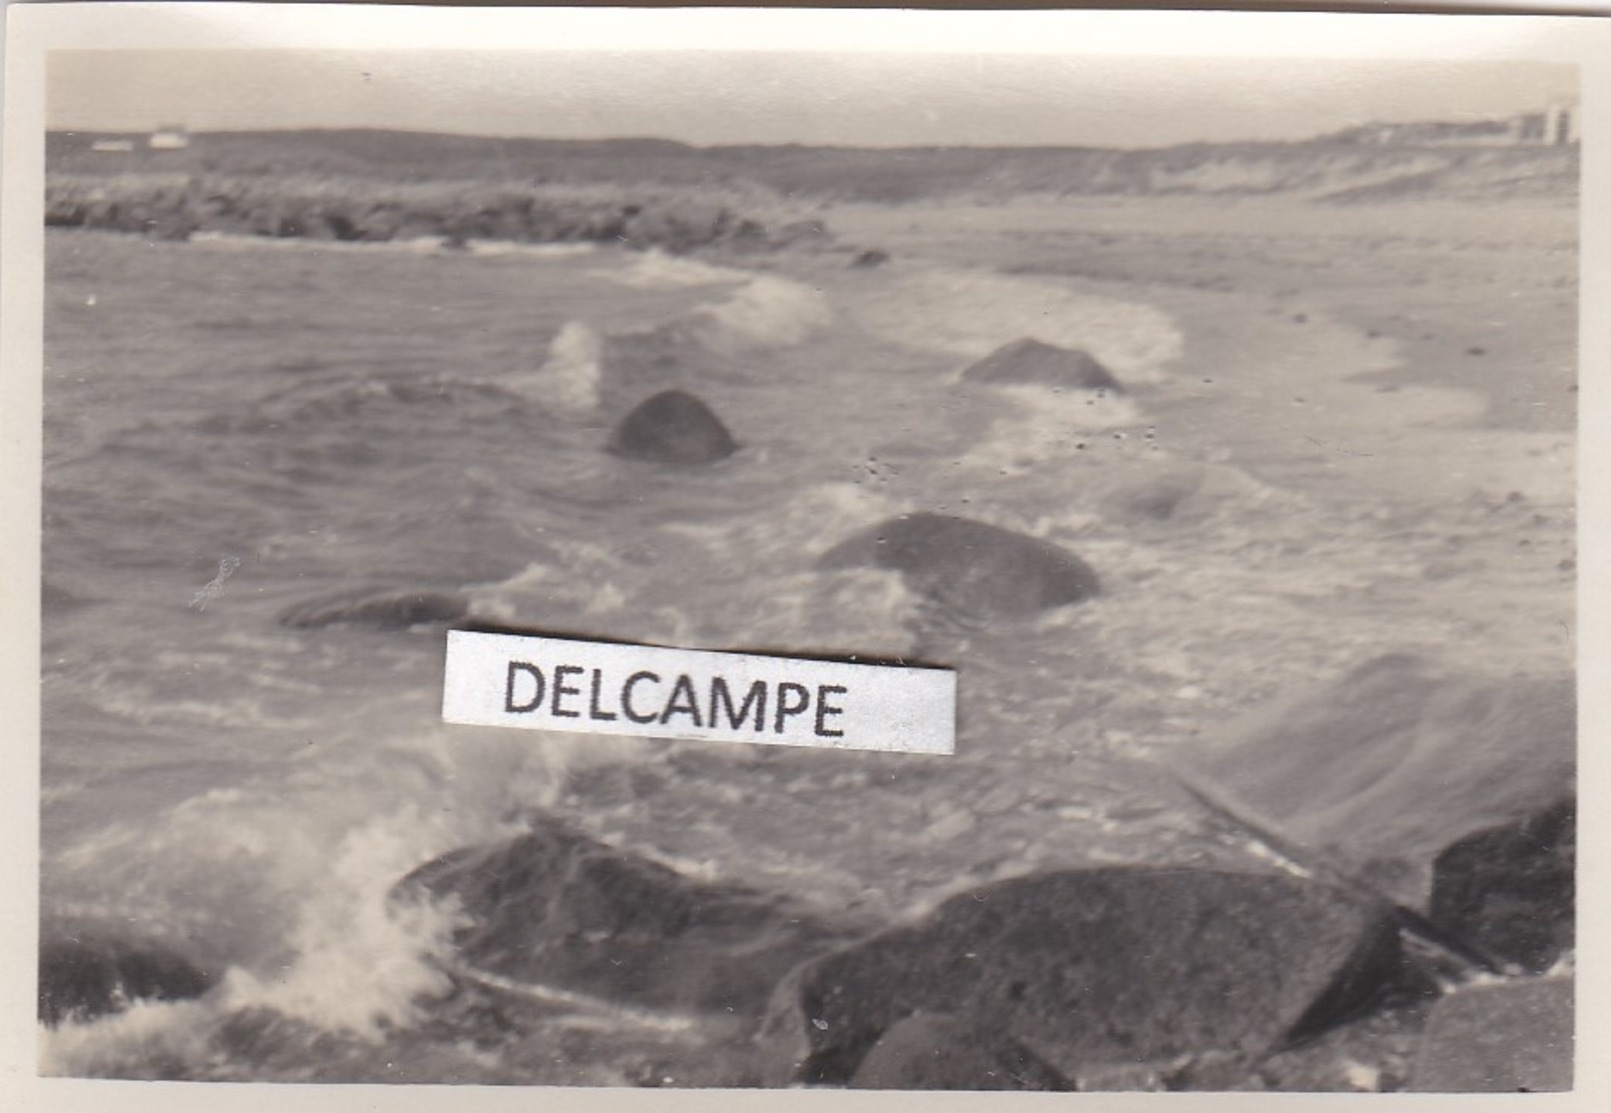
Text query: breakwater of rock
45 172 828 253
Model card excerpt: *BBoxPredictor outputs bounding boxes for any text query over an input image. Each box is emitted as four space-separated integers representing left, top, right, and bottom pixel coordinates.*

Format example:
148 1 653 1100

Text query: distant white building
149 125 190 151
1544 100 1580 146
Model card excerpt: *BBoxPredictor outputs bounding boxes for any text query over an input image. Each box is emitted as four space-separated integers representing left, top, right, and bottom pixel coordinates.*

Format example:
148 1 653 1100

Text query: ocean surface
37 226 1574 1083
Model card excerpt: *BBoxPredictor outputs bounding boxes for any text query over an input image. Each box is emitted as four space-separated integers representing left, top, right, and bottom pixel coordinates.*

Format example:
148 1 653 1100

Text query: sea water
37 229 1572 1081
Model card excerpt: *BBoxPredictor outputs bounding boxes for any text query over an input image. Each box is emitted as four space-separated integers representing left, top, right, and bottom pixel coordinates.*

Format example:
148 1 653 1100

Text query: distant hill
46 123 1578 205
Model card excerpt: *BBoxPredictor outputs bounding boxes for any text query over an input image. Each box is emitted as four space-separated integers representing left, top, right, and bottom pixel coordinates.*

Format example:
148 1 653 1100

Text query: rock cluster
390 816 1419 1091
379 646 1572 1090
45 177 794 254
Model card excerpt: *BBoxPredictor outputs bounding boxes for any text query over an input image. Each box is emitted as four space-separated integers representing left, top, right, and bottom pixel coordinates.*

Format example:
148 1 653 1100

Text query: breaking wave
850 266 1183 383
685 275 833 355
507 320 605 415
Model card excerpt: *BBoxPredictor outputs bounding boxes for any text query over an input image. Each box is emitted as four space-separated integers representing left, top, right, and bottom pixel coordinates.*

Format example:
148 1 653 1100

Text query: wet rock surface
1409 977 1573 1092
759 867 1400 1087
1429 799 1574 974
393 816 864 1023
277 587 469 631
40 930 219 1027
1168 654 1574 968
848 1012 1071 1090
818 512 1100 619
606 389 739 465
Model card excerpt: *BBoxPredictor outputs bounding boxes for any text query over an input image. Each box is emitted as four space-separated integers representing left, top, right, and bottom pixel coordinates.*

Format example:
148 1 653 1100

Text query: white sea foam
466 240 596 259
851 267 1183 383
214 811 463 1036
41 720 660 1075
505 320 604 415
188 231 448 256
687 275 833 354
607 249 749 288
39 997 217 1078
956 386 1149 479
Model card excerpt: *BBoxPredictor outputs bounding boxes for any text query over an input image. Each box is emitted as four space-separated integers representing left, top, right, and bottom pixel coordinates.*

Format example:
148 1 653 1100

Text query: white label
442 630 955 755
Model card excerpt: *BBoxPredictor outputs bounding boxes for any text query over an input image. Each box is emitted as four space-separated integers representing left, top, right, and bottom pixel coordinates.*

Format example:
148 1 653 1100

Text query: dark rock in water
40 931 217 1027
851 249 890 269
607 389 739 465
818 513 1099 619
759 867 1399 1087
1430 799 1574 974
394 816 861 1023
278 588 469 631
1096 464 1273 526
1409 978 1572 1092
849 1012 1071 1091
1103 465 1206 521
621 200 730 253
960 338 1122 394
1167 655 1574 966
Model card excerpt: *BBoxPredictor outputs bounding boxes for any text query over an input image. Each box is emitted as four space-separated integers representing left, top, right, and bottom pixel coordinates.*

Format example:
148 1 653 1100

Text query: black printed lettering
660 673 704 727
774 682 811 733
504 661 545 713
622 671 661 724
588 668 618 721
815 684 847 738
710 677 766 732
551 665 583 718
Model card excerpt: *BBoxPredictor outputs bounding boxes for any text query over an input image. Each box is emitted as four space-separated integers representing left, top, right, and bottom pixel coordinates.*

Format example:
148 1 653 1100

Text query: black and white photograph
4 5 1606 1104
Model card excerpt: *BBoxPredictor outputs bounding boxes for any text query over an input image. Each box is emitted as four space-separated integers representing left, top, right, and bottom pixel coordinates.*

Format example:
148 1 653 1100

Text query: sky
46 49 1578 150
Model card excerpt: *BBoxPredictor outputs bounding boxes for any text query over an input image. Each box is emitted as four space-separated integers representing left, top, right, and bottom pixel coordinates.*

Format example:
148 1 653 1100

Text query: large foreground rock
759 867 1399 1087
818 513 1100 619
1168 655 1574 968
1429 800 1574 974
849 1012 1071 1090
393 816 859 1024
961 338 1122 394
1409 977 1572 1092
607 389 739 465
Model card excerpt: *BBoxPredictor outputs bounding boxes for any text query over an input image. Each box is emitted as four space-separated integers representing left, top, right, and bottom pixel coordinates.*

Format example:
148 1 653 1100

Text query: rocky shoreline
37 146 1576 1089
45 173 826 254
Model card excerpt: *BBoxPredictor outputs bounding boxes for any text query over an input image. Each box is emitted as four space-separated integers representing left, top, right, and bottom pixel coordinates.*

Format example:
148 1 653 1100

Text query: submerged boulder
759 867 1399 1087
960 338 1122 394
40 929 218 1027
607 389 739 465
1409 977 1572 1092
1097 462 1274 524
393 816 861 1023
277 588 469 631
1168 655 1574 969
818 513 1099 619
